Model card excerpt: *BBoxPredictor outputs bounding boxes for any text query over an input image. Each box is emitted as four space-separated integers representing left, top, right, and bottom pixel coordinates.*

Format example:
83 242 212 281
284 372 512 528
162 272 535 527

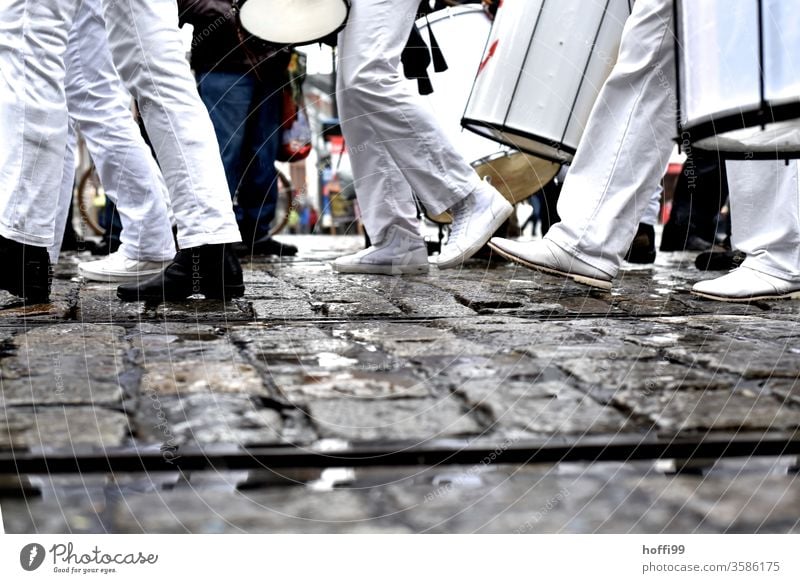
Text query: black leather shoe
116 243 244 302
236 235 298 257
624 223 656 264
695 249 746 272
0 235 52 303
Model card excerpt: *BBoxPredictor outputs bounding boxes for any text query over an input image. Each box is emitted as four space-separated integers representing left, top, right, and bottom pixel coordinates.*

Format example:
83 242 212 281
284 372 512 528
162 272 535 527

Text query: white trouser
728 160 800 280
100 0 240 249
641 186 663 227
336 0 483 244
547 0 800 281
50 0 176 263
0 0 78 248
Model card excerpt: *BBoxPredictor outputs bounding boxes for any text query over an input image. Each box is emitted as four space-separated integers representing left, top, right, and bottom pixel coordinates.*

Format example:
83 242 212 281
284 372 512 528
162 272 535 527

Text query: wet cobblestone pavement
1 235 799 533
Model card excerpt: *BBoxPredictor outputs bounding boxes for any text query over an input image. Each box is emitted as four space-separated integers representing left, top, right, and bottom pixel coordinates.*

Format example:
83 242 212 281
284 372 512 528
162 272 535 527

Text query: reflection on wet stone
3 237 800 533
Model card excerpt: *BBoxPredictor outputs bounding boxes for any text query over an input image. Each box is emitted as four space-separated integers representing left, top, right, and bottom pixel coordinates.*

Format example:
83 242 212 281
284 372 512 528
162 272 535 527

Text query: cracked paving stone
350 277 477 318
612 389 800 432
134 334 243 363
0 407 129 450
458 379 587 409
0 324 127 406
141 361 268 396
491 394 631 436
273 368 430 403
416 354 546 391
527 341 659 363
131 322 225 339
665 338 800 380
152 299 254 322
342 322 497 359
0 279 75 322
308 396 481 441
560 357 727 394
76 284 148 322
251 299 317 319
765 377 800 405
135 393 282 447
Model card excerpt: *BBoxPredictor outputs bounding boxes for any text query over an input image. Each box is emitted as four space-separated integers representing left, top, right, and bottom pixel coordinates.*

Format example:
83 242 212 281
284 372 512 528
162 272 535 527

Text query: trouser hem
0 223 53 248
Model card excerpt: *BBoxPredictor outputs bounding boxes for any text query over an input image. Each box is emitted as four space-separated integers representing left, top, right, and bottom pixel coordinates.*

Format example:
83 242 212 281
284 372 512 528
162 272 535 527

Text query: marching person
1 0 246 304
56 0 176 282
332 0 513 275
490 0 800 302
100 0 246 302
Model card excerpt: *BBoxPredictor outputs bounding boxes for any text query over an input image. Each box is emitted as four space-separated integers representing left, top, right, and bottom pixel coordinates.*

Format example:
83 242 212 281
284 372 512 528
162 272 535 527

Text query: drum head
239 0 349 45
473 153 560 205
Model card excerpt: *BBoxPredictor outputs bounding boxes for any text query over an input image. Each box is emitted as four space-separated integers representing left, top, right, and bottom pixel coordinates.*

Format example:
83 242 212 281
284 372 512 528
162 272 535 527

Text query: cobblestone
3 236 800 533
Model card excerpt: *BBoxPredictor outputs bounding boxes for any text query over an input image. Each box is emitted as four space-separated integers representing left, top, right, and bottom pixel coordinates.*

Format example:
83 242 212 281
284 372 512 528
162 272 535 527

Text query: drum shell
677 0 800 159
411 5 559 222
462 0 631 163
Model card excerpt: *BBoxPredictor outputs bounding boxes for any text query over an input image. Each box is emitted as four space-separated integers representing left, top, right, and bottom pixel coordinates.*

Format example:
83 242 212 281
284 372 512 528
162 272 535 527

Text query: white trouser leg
100 0 240 249
0 0 78 247
337 92 422 242
728 160 800 281
336 0 483 243
546 0 676 277
54 0 175 263
641 185 664 227
50 125 78 263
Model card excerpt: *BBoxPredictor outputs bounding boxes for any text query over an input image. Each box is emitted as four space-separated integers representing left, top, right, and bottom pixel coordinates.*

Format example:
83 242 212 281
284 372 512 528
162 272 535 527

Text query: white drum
676 0 800 159
462 0 632 163
411 5 560 222
238 0 350 46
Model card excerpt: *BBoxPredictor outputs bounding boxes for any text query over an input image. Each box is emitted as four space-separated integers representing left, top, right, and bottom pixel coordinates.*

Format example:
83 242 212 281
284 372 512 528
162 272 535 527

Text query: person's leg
0 0 77 248
0 0 77 302
100 0 241 250
50 124 79 264
237 78 283 241
62 0 175 272
336 0 510 268
196 70 250 208
490 0 675 286
692 160 800 301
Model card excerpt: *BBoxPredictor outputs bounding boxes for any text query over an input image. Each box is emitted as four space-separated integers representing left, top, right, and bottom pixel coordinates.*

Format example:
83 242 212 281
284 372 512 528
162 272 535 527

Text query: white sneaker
691 266 800 302
436 178 513 269
79 251 169 283
332 225 429 275
488 237 614 290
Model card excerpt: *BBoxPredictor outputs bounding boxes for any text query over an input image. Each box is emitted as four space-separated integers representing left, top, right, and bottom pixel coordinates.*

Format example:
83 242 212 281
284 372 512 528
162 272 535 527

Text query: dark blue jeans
197 70 282 241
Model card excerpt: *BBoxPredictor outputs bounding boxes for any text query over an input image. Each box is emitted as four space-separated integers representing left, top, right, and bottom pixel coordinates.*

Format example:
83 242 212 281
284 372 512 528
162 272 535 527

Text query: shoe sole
436 201 514 269
691 289 800 302
80 269 166 283
488 242 613 291
332 263 430 276
116 285 245 303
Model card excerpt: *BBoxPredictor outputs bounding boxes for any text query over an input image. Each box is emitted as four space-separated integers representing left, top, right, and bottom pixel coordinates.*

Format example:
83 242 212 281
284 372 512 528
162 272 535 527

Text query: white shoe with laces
332 224 429 275
79 251 169 283
436 178 513 269
691 266 800 302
